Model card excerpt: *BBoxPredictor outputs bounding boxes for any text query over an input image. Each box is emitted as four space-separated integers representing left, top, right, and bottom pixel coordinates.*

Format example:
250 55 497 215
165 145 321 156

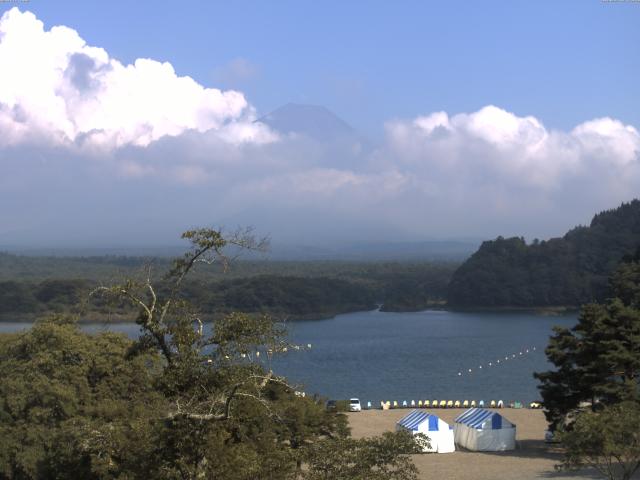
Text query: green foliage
0 280 93 318
375 263 453 311
180 275 377 318
535 255 640 430
0 281 38 314
0 315 165 479
0 227 421 480
305 430 424 480
0 260 458 320
610 247 640 308
0 252 155 281
559 402 640 480
449 200 640 307
333 400 351 412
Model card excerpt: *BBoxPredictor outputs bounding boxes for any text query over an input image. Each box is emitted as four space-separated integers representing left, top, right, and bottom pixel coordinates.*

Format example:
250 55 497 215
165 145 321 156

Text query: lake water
0 309 577 405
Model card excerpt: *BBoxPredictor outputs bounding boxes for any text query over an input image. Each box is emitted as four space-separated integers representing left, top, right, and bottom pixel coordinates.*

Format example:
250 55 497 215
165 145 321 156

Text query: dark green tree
305 430 425 480
559 401 640 480
0 314 165 479
535 252 640 431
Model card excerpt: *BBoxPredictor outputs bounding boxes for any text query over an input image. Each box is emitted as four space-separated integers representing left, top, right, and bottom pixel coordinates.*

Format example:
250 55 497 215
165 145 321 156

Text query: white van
349 398 362 412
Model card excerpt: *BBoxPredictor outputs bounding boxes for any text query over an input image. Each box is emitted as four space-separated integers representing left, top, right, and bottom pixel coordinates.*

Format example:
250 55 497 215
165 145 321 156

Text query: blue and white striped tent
453 408 516 451
396 410 455 453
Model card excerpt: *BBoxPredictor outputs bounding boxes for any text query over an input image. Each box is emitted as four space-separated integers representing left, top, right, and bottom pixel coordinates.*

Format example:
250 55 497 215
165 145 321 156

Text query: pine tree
535 252 640 431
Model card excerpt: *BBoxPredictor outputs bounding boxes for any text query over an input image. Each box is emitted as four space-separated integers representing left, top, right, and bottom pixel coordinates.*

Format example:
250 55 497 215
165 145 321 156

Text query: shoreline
444 305 579 315
0 305 580 324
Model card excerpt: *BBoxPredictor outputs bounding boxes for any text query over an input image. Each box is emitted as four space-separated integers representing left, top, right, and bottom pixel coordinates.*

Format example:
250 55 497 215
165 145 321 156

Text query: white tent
453 408 516 451
396 410 455 453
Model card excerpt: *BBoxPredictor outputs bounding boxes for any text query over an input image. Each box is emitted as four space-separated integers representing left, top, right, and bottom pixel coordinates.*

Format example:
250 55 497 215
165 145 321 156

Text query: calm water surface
1 309 577 404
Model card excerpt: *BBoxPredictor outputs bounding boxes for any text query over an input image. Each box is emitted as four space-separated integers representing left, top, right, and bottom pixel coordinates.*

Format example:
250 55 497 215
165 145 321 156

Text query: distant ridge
447 200 640 307
267 240 478 261
0 240 478 262
0 246 185 258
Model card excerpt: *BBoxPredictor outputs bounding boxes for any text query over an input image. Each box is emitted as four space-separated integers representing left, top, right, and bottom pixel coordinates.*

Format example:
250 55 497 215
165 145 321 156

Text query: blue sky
0 1 638 247
12 0 638 136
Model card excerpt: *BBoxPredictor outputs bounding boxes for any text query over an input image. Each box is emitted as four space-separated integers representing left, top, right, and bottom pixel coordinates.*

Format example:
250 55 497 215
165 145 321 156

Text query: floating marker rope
456 346 539 377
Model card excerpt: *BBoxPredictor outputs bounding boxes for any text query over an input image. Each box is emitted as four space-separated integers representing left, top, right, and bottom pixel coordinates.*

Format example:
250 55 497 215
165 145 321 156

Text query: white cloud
455 105 547 149
0 9 638 245
413 111 451 134
572 117 640 166
0 8 275 149
384 105 639 190
370 106 640 238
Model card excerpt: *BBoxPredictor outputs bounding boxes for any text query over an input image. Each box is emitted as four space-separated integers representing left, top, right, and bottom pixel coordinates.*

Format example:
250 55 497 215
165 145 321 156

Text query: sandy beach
347 408 602 480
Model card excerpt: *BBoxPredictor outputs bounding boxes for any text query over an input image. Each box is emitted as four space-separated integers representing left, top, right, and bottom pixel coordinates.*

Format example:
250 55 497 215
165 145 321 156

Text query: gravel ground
346 409 605 480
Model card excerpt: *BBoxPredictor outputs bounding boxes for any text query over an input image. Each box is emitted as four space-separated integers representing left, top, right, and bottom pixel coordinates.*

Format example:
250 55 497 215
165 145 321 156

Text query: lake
0 309 577 405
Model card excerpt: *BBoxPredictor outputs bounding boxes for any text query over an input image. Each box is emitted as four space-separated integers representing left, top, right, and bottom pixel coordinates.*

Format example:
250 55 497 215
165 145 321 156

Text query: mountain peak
257 103 356 141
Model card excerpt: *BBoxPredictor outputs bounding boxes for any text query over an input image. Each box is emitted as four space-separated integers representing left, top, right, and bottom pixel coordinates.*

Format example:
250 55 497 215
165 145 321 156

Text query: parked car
326 400 338 412
349 398 361 412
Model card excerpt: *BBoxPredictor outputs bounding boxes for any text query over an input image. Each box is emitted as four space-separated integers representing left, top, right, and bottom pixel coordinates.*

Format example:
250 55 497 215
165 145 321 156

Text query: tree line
448 200 640 307
0 262 456 320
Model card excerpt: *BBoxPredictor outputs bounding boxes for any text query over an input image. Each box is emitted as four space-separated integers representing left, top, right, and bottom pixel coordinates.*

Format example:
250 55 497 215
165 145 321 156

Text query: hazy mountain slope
257 103 357 142
447 200 640 307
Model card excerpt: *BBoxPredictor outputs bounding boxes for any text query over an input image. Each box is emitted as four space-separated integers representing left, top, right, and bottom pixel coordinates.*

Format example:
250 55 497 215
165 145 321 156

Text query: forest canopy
0 228 423 480
448 200 640 308
0 258 456 321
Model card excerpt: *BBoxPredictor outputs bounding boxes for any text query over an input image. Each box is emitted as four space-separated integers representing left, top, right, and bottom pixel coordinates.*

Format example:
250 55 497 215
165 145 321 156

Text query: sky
0 1 638 248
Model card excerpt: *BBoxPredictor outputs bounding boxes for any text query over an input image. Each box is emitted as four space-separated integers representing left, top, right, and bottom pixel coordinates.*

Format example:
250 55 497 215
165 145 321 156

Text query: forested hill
0 257 457 321
447 200 640 307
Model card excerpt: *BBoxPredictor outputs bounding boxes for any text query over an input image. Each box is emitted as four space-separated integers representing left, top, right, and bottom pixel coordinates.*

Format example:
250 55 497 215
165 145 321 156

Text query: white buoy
458 372 462 376
479 365 482 369
489 362 492 366
468 368 472 373
256 351 260 357
307 343 312 348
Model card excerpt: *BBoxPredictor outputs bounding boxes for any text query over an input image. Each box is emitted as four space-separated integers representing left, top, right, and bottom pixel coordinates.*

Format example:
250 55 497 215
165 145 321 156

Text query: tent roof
454 408 514 429
397 409 443 431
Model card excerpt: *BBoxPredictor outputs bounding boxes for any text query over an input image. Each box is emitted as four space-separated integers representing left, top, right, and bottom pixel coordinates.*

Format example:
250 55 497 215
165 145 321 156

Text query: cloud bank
0 8 638 246
0 8 274 149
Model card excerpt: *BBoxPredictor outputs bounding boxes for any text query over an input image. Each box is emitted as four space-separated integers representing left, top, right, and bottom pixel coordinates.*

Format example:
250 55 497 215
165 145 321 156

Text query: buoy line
456 346 538 377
